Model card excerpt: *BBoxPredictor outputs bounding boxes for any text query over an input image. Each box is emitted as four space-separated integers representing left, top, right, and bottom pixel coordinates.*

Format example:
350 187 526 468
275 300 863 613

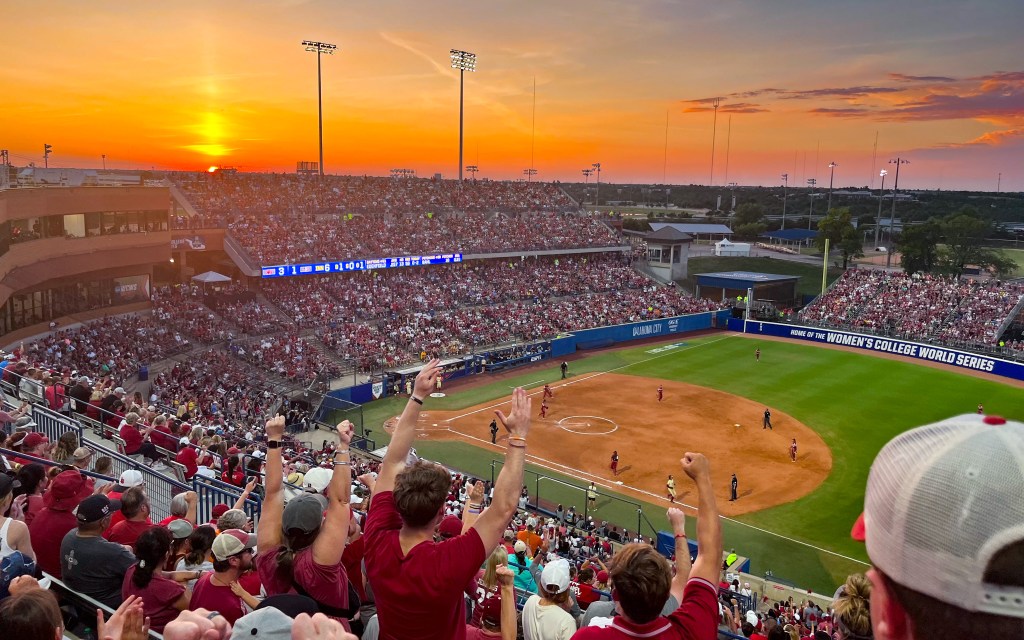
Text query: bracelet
335 449 350 456
507 436 526 444
467 508 482 515
411 396 424 405
467 502 483 510
674 534 687 540
333 460 350 466
508 442 527 449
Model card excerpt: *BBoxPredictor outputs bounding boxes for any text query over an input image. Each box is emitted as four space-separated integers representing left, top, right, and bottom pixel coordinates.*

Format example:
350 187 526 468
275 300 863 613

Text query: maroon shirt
571 577 719 640
189 574 248 624
364 491 487 640
29 508 79 577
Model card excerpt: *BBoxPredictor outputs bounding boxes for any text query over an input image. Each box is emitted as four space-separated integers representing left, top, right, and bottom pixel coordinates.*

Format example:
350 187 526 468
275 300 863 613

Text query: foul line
449 334 738 422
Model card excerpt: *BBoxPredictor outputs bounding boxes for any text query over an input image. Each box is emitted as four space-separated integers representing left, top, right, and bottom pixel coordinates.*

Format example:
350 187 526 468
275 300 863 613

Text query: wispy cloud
889 73 956 83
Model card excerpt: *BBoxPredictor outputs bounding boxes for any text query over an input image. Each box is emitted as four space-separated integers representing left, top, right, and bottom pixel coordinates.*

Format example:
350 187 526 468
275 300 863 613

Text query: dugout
694 271 800 308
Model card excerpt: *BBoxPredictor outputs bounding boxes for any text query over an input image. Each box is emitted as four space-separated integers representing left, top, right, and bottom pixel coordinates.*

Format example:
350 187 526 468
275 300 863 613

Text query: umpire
730 473 738 501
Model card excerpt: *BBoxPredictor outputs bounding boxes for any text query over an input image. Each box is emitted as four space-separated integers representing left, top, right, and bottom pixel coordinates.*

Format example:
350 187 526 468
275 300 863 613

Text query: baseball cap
303 467 331 493
596 569 609 583
167 519 195 540
13 417 36 432
69 447 93 462
438 515 463 539
114 387 126 394
76 495 122 523
541 558 571 595
211 503 231 520
861 413 1024 618
211 529 252 561
257 595 319 618
118 469 145 488
513 540 527 553
22 432 48 449
179 436 190 445
43 469 92 511
0 474 20 500
232 606 292 640
282 494 327 535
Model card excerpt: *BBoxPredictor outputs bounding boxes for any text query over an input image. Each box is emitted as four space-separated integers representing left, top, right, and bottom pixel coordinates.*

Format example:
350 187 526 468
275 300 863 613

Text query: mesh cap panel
864 414 1024 618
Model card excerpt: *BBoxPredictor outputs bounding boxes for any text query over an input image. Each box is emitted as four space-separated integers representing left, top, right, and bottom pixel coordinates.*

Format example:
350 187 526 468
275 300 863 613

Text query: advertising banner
112 275 151 304
743 321 1024 382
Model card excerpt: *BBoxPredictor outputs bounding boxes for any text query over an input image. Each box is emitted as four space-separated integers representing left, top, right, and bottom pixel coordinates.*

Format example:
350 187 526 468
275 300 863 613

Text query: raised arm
496 565 517 640
311 421 353 566
232 476 258 512
374 360 440 496
184 491 198 525
460 481 486 533
681 452 722 586
472 387 531 553
256 416 286 551
667 507 691 604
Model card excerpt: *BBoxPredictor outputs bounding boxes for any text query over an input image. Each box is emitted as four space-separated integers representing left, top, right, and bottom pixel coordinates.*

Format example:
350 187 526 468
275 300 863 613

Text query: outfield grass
999 248 1024 276
357 334 1022 593
680 257 843 299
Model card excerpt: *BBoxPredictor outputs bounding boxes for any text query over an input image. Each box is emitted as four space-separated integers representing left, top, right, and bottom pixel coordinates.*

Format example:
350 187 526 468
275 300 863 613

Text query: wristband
467 508 482 515
507 436 526 444
411 396 424 405
335 449 350 455
333 461 350 466
267 441 280 449
674 534 687 540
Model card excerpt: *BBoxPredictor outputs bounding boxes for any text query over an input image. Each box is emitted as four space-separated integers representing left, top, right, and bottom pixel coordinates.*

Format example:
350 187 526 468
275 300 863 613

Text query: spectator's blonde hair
482 546 508 590
832 573 872 639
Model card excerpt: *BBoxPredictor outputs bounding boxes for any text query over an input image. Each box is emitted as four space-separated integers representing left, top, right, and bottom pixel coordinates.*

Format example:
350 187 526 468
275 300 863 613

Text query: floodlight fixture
451 49 477 182
302 40 338 177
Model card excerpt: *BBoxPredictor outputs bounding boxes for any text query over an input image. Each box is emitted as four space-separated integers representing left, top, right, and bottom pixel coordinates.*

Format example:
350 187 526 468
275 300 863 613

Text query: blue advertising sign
743 321 1024 381
260 253 463 279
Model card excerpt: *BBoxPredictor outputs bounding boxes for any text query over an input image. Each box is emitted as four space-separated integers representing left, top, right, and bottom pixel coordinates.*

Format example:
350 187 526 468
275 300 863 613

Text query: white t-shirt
521 594 576 640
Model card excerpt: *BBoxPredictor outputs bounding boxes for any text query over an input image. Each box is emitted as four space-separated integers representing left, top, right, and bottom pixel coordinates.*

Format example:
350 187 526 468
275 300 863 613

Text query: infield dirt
397 372 832 517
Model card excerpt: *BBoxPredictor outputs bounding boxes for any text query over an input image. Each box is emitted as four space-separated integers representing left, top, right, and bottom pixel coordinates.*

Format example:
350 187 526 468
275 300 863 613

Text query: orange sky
3 1 1022 191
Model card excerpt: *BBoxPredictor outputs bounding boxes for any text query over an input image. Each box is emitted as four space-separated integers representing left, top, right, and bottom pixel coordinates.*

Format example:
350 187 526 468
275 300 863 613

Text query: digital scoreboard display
261 253 463 279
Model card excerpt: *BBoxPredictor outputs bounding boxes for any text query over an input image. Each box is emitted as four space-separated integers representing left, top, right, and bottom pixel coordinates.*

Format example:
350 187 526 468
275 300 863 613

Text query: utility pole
807 178 817 230
887 158 909 268
781 174 788 230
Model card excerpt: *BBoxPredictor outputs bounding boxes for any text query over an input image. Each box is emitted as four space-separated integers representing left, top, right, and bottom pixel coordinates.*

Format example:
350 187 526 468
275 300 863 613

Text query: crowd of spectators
230 334 343 384
153 286 237 344
0 363 1019 640
799 269 1024 348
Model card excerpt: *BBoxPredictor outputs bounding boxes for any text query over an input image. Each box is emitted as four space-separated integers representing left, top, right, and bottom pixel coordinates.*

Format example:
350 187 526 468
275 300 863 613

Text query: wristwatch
267 440 280 449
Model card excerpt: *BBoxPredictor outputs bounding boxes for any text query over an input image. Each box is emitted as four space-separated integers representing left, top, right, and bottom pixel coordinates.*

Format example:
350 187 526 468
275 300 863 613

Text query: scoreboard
260 253 463 279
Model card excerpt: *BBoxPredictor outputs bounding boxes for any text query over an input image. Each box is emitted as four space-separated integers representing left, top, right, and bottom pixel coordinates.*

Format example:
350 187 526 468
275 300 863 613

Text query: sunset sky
4 1 1022 191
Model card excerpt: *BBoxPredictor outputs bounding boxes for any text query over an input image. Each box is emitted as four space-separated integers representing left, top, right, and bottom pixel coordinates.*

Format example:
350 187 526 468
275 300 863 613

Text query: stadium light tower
302 40 338 177
450 49 477 182
827 161 838 211
592 162 602 206
807 178 817 229
523 168 537 182
781 173 789 230
875 169 887 249
44 144 53 168
466 164 479 181
887 158 909 268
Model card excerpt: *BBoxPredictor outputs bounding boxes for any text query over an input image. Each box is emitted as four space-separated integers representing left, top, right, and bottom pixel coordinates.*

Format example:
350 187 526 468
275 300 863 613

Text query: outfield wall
735 320 1024 382
551 310 731 356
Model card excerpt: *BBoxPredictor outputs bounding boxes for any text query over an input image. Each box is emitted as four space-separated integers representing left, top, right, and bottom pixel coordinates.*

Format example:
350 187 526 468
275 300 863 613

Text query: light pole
727 182 738 213
807 178 817 229
450 49 477 183
466 165 479 181
709 97 721 185
827 161 838 211
592 162 602 206
523 168 537 182
781 173 788 230
887 158 909 268
302 40 337 177
874 169 887 249
102 154 106 170
44 144 52 168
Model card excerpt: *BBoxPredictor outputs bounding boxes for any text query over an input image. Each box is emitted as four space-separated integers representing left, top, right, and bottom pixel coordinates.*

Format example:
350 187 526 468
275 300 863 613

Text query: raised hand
667 507 686 535
494 387 531 439
495 564 514 586
266 415 286 440
291 612 359 640
336 420 354 445
681 452 710 482
413 359 442 399
468 480 485 505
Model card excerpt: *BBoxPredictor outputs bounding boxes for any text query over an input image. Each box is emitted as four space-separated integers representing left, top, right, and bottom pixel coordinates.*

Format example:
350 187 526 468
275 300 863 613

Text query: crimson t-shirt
121 565 186 633
105 519 154 548
571 577 719 640
364 491 487 640
189 574 248 624
29 508 79 577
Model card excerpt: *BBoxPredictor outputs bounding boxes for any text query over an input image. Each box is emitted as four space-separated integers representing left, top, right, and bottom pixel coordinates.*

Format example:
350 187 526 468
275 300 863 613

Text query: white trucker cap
862 413 1024 618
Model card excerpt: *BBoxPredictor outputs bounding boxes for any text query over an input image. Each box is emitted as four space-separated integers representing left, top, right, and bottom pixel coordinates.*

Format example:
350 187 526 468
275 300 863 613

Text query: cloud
933 128 1024 149
888 73 956 83
721 103 768 114
808 107 873 117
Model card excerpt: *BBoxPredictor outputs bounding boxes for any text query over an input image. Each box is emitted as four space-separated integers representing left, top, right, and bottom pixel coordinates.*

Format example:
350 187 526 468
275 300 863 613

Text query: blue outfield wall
552 310 730 356
736 320 1024 382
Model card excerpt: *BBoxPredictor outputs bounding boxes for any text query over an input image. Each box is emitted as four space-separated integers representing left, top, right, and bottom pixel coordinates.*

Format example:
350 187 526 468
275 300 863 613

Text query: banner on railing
741 321 1024 381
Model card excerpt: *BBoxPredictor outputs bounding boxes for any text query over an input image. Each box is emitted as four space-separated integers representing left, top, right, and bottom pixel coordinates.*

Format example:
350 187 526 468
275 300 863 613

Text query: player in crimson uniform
543 384 554 399
610 450 619 476
657 385 664 402
539 399 548 419
790 438 798 462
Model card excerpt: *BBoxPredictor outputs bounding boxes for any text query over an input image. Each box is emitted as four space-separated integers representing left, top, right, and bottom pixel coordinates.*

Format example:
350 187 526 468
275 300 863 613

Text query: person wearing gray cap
856 414 1024 640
